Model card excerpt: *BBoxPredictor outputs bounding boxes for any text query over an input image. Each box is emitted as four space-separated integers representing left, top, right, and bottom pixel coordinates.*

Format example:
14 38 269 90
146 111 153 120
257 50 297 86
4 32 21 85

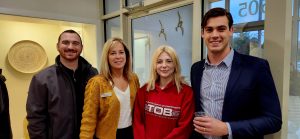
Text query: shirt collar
205 48 234 68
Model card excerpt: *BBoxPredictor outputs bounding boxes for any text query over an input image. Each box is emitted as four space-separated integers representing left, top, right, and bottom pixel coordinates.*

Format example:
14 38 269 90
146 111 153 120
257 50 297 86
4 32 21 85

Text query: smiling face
108 41 126 72
202 16 233 56
156 52 175 82
57 32 82 63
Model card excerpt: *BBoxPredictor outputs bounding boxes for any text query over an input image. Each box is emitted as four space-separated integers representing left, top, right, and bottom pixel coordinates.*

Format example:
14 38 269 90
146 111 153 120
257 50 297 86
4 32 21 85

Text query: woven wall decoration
7 40 47 73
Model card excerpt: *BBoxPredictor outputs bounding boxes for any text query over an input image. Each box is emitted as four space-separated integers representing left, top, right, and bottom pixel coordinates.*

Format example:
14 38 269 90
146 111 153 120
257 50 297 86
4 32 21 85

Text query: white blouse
113 85 132 128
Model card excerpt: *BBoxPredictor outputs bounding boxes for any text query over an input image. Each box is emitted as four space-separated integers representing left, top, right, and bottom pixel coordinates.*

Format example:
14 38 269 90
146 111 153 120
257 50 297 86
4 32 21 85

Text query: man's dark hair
57 29 83 45
201 7 233 29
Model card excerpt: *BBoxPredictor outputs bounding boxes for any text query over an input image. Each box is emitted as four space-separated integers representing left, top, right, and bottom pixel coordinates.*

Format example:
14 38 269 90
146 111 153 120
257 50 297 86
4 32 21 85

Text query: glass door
131 5 193 85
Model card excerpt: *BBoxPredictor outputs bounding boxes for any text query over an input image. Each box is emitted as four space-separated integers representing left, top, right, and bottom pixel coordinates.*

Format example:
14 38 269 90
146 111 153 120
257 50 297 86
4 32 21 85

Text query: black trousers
116 126 133 139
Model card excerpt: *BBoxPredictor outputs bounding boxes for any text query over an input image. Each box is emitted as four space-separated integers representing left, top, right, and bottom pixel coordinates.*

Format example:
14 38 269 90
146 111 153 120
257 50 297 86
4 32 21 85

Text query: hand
193 116 228 137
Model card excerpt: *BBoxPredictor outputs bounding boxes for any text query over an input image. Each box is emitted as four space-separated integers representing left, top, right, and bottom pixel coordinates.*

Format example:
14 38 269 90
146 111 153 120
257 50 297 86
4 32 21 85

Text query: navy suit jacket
190 51 282 139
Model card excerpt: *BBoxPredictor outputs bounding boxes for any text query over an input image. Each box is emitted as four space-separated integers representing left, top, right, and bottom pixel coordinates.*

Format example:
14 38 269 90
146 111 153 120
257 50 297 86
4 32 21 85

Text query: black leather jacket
26 56 98 139
0 74 12 139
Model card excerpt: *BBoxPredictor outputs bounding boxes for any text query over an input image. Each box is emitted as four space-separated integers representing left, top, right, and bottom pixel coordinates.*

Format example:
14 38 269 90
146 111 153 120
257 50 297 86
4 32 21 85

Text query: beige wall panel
0 14 97 139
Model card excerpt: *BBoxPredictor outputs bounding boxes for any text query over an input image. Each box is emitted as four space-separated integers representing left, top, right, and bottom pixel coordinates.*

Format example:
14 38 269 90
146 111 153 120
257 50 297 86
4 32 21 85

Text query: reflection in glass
105 17 121 40
104 0 120 14
230 0 265 24
232 30 264 58
132 5 193 85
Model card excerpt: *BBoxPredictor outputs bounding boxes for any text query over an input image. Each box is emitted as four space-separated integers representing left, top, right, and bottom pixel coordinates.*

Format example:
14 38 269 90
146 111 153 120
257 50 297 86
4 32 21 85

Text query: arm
26 76 48 139
230 60 282 137
80 78 100 139
133 88 146 139
165 87 195 139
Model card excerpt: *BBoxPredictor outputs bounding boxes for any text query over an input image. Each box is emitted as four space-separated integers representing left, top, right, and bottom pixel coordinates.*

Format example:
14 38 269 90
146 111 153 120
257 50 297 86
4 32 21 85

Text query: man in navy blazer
190 8 282 139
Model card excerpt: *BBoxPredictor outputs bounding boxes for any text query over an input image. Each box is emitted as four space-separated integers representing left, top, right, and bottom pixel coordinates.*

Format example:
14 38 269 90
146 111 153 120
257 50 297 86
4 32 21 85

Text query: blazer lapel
222 52 242 119
193 61 205 112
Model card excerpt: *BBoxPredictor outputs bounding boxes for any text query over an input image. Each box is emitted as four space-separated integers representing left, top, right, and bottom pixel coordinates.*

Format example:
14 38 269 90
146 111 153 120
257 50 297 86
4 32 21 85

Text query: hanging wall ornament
175 11 184 36
7 40 47 74
158 20 167 41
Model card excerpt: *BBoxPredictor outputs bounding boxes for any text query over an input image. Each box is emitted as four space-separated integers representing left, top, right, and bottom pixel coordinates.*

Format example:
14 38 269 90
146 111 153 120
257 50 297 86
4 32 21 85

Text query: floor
288 96 300 139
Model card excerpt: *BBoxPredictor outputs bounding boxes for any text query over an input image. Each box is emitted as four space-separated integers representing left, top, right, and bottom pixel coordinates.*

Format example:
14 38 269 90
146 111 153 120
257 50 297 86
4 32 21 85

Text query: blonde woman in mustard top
80 37 140 139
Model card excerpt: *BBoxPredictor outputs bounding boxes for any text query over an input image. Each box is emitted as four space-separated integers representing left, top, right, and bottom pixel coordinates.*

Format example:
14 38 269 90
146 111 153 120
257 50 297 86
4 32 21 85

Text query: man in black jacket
26 30 98 139
0 69 13 139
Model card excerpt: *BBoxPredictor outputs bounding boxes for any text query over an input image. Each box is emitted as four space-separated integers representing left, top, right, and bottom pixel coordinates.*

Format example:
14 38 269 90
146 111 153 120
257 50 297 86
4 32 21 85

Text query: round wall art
7 40 47 73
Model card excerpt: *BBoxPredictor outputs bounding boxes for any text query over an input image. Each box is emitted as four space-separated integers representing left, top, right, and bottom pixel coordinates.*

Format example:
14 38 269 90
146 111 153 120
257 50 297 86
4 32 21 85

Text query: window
232 30 264 57
230 0 265 24
104 0 120 14
105 17 121 40
210 0 225 8
289 0 300 138
126 0 144 7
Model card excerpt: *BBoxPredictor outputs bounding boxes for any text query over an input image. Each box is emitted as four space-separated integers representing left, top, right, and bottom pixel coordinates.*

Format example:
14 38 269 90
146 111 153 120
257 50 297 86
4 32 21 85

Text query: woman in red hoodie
133 45 195 139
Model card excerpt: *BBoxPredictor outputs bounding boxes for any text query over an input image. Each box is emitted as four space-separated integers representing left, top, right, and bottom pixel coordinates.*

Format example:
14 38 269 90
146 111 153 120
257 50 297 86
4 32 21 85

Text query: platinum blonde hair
146 45 185 92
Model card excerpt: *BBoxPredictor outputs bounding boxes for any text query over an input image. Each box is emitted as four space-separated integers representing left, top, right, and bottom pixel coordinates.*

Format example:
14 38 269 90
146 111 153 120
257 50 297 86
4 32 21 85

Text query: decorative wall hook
175 11 184 36
159 20 167 41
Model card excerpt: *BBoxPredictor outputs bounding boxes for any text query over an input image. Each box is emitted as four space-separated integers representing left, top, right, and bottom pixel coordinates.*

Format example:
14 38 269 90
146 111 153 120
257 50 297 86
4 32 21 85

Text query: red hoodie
133 81 195 139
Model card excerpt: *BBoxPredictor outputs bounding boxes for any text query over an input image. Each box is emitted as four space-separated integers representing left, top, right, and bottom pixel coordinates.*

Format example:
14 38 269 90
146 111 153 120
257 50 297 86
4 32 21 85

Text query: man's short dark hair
201 7 233 29
57 29 83 45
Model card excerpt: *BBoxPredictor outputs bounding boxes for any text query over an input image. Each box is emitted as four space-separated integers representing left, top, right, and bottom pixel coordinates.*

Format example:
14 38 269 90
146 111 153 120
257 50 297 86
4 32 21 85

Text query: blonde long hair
146 45 185 92
100 37 132 83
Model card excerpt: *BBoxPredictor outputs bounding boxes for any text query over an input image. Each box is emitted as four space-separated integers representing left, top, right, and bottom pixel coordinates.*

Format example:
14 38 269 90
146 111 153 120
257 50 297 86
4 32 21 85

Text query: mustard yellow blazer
80 73 140 139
